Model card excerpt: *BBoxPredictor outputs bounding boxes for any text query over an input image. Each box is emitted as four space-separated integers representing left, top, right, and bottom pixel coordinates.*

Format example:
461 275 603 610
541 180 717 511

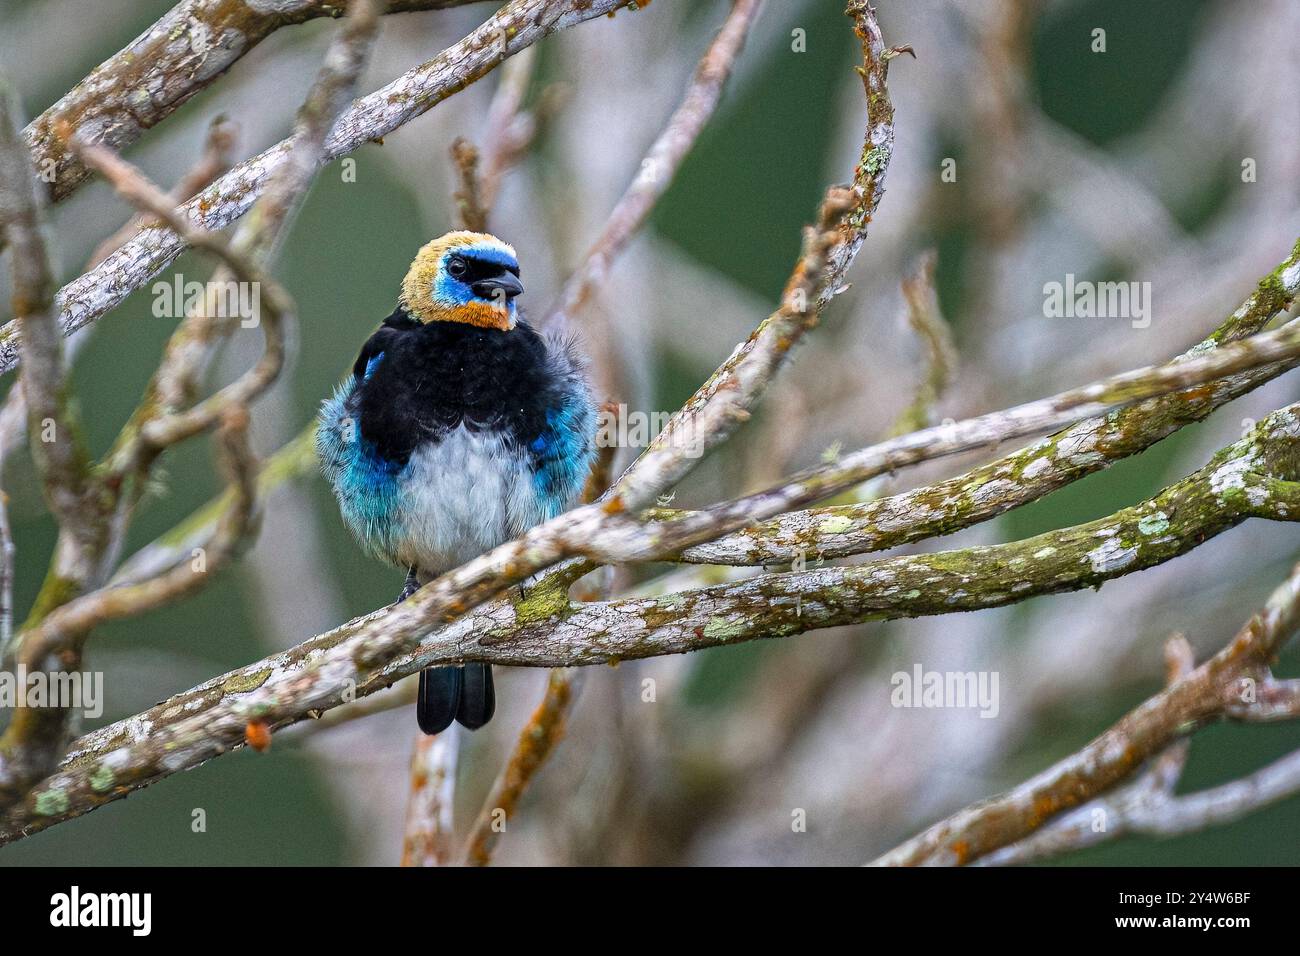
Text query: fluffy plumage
317 232 595 734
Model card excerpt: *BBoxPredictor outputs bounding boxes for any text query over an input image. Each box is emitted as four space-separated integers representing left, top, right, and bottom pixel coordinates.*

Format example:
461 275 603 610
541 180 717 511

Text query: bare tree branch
889 249 956 436
670 238 1300 566
0 0 640 375
400 727 461 866
18 0 486 206
872 557 1300 866
0 80 94 541
546 0 763 329
7 320 1300 841
978 741 1300 865
0 489 12 660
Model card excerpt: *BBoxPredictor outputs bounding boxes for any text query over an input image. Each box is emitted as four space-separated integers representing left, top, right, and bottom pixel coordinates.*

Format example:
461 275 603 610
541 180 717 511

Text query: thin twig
477 47 550 212
0 490 12 658
889 249 956 436
85 115 239 268
545 0 763 329
462 670 581 866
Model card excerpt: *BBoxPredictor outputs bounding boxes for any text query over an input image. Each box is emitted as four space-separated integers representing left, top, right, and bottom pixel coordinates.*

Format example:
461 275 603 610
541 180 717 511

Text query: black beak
472 272 524 301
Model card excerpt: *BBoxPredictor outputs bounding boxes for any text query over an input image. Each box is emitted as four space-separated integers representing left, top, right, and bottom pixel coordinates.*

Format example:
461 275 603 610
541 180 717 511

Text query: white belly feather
393 426 546 575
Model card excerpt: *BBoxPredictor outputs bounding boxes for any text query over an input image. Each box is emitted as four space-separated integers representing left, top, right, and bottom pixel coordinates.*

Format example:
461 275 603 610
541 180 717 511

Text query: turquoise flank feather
316 379 404 562
532 397 596 518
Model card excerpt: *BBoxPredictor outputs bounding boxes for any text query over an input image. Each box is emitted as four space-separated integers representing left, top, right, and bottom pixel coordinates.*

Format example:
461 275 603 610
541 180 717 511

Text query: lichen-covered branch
872 557 1300 866
978 745 1300 865
672 237 1300 566
0 0 639 375
4 391 1298 842
972 635 1195 865
0 128 282 805
19 0 484 206
104 0 372 479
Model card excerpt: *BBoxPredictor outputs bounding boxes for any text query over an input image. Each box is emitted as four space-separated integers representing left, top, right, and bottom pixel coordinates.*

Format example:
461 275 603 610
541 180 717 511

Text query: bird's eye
447 256 467 279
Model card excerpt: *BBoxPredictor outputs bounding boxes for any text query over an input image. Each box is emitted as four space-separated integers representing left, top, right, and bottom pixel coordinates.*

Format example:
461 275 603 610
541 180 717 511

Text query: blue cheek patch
433 270 475 307
432 245 521 311
363 352 384 380
432 271 519 318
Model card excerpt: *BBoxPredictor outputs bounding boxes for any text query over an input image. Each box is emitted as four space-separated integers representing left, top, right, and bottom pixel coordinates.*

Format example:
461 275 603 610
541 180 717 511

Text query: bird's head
400 231 524 331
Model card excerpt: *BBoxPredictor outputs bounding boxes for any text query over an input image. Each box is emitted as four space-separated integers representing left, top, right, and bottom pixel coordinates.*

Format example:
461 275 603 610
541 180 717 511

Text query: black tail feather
416 664 495 734
417 666 461 735
456 663 495 730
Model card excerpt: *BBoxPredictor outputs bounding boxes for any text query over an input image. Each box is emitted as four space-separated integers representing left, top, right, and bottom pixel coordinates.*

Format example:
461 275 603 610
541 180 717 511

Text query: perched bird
316 231 595 734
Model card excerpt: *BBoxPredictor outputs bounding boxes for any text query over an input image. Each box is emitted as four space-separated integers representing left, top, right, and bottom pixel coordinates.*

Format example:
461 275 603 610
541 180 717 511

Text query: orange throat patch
417 300 514 331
